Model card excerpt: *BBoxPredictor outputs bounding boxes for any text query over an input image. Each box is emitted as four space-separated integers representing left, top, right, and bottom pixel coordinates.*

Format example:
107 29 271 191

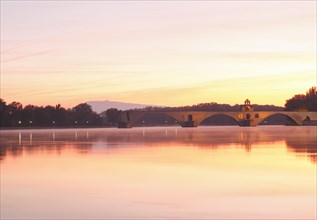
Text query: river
0 126 316 219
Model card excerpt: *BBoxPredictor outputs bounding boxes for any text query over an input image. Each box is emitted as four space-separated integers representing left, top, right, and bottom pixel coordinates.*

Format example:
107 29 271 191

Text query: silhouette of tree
53 104 67 125
305 87 317 111
0 100 102 128
7 102 23 126
0 99 8 126
22 105 36 125
131 102 282 112
72 103 100 125
106 108 120 125
285 87 317 111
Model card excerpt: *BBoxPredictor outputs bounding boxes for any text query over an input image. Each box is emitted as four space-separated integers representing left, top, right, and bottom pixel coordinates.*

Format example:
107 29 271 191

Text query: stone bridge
118 110 317 128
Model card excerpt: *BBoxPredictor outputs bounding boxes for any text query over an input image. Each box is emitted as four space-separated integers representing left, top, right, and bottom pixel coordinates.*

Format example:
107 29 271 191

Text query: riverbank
0 126 115 130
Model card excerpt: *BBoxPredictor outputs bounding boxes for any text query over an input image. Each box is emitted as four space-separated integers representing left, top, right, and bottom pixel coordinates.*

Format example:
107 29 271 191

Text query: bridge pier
117 121 132 128
180 121 197 127
117 111 132 128
238 120 256 127
239 120 250 127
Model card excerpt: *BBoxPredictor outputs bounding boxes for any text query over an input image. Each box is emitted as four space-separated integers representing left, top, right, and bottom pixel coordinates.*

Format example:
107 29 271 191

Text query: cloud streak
1 50 52 63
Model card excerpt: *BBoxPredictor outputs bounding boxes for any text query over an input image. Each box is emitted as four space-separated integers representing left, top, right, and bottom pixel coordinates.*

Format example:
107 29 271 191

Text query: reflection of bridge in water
1 127 316 163
119 100 317 128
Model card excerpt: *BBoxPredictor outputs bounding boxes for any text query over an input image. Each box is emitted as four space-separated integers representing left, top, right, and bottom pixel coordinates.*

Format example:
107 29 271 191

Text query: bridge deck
118 111 317 127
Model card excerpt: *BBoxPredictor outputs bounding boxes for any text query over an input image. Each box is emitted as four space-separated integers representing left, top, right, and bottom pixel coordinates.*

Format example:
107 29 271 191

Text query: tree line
1 87 316 127
285 87 317 111
129 103 284 112
0 101 101 127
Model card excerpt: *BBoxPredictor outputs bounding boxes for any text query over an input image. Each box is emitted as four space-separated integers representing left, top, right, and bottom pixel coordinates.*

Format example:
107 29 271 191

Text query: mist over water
1 126 316 219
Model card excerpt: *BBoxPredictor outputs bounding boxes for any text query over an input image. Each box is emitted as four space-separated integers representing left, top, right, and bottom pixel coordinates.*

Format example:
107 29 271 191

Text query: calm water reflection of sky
1 126 316 219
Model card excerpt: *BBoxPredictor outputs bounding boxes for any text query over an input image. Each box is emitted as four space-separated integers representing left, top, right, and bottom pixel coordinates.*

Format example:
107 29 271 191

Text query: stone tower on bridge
240 99 254 112
238 99 254 126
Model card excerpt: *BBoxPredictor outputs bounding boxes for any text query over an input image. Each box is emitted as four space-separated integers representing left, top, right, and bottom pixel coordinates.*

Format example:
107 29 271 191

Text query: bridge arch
131 112 181 127
257 113 300 126
199 113 239 126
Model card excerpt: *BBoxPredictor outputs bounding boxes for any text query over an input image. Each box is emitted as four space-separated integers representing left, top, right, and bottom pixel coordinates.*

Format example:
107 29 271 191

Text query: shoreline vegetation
1 87 316 128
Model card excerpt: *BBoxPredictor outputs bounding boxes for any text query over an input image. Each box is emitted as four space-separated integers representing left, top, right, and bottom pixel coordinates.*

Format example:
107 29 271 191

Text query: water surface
1 126 316 219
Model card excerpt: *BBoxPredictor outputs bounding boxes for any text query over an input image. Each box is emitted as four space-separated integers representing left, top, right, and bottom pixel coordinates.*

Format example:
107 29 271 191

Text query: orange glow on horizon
1 1 316 107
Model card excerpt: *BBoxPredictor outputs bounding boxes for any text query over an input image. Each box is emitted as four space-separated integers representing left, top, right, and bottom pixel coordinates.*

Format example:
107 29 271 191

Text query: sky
1 1 316 107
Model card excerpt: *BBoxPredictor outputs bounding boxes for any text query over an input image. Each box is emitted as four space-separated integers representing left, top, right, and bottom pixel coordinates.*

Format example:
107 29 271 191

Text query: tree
285 87 317 111
0 100 103 127
106 108 120 125
72 103 100 125
22 105 36 125
0 99 8 126
53 104 67 126
305 86 317 111
7 102 23 126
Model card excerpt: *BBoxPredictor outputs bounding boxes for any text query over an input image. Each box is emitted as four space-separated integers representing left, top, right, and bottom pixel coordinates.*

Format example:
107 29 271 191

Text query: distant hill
86 100 161 113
